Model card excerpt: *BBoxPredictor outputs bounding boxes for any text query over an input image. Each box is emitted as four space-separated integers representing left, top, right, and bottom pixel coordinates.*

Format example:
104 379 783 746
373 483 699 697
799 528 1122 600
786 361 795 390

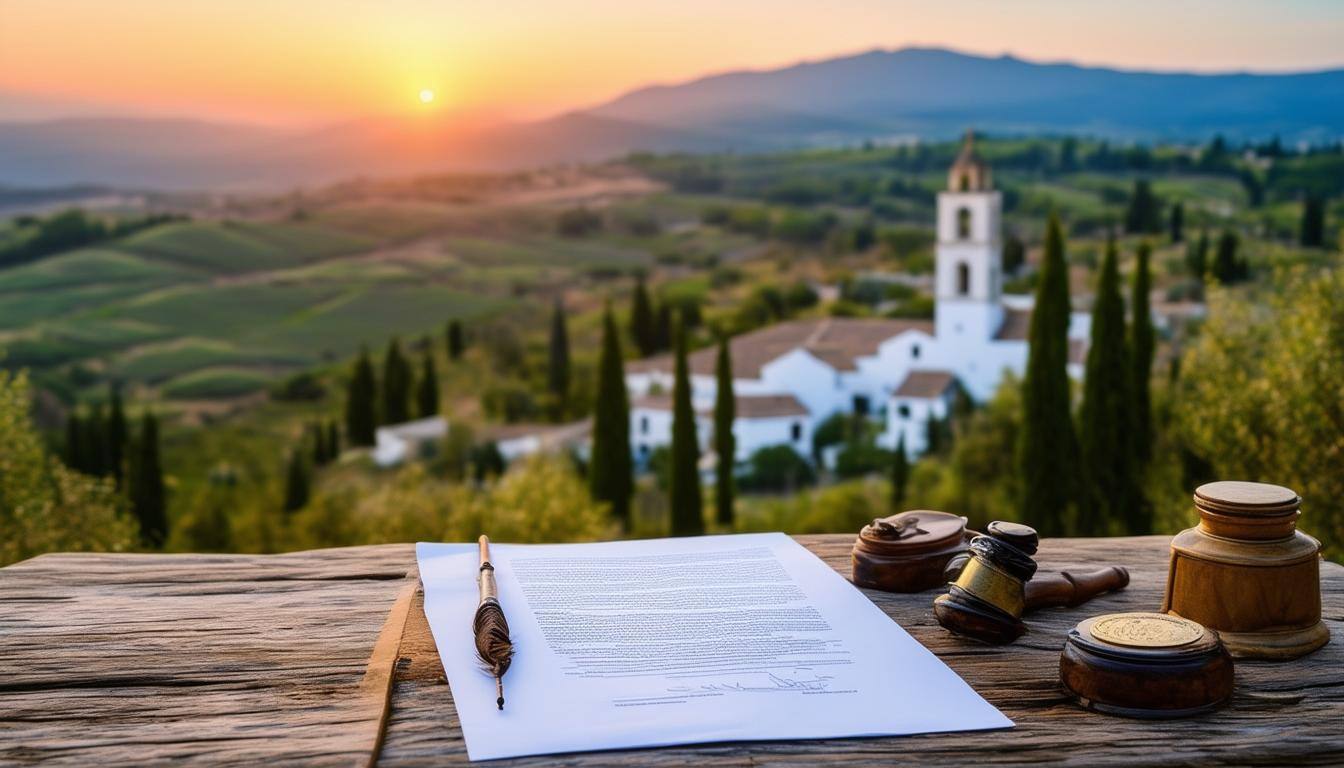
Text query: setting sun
419 89 435 104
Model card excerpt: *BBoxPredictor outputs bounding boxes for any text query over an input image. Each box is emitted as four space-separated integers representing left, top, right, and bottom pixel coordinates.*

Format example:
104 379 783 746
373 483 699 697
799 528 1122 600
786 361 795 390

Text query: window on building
791 422 802 442
640 416 649 435
959 174 970 192
957 262 971 296
957 207 972 240
897 404 911 418
852 395 870 416
911 344 921 359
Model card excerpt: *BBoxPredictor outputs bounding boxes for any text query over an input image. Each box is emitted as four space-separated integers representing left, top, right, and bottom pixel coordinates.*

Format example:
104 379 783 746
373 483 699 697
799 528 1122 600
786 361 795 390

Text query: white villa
626 133 1091 462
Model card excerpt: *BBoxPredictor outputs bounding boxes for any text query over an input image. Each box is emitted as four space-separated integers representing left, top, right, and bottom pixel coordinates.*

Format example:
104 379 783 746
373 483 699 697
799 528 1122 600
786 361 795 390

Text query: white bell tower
935 130 1003 344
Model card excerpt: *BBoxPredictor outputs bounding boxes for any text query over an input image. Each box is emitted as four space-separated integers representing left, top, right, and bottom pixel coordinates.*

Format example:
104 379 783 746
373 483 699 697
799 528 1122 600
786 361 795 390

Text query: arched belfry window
957 263 971 296
956 207 972 240
959 174 970 192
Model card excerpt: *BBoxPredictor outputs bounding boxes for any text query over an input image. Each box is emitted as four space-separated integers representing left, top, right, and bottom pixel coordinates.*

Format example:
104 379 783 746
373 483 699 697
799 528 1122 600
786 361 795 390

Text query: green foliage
1212 230 1249 284
546 298 571 417
174 464 237 552
0 209 187 269
345 347 377 446
713 336 736 526
736 478 881 534
1300 196 1327 247
890 436 909 512
417 351 439 418
1017 213 1077 535
283 449 311 515
834 440 893 479
739 445 816 492
1131 242 1155 465
1169 201 1185 244
160 367 272 399
1078 239 1145 535
0 370 136 566
589 306 633 525
381 338 411 424
1002 234 1025 274
128 411 168 547
668 317 704 536
1178 269 1344 558
1185 230 1210 281
271 371 326 402
1124 179 1162 235
480 382 538 423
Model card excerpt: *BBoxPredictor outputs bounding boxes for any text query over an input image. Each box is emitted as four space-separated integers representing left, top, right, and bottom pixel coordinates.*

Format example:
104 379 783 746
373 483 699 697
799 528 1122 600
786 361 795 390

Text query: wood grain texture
3 536 1342 767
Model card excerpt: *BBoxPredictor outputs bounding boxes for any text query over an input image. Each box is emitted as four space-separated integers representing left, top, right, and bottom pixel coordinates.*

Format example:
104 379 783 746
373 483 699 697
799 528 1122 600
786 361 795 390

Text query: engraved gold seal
1089 612 1204 648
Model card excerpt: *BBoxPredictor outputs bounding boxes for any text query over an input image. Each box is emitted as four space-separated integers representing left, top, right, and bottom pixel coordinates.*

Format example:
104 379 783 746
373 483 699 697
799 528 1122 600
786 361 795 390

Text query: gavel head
933 521 1040 644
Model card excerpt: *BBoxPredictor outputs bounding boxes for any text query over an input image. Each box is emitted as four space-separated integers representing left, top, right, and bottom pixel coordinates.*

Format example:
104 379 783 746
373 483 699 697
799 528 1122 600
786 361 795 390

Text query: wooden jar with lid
1162 481 1330 659
851 510 971 592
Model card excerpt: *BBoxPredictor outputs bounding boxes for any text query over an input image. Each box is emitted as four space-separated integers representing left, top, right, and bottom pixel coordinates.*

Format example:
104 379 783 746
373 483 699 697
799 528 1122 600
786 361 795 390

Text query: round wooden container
1162 481 1330 659
851 510 970 592
1060 612 1233 719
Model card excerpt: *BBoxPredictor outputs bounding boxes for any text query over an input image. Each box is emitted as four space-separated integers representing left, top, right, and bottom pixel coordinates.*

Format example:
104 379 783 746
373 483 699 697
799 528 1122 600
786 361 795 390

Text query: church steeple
948 129 991 192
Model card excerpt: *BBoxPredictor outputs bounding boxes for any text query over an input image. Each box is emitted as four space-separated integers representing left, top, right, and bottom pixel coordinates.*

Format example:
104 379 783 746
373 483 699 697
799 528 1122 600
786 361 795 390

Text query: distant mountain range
3 47 1342 190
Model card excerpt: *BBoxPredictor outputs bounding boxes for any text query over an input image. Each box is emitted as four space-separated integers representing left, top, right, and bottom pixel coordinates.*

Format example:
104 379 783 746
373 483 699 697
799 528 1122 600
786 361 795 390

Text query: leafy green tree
547 297 571 418
1131 241 1155 465
310 421 328 466
737 445 815 492
1169 201 1184 243
64 412 84 473
128 412 167 548
441 422 476 481
668 317 704 536
589 305 633 525
83 403 107 477
283 448 310 515
446 319 465 361
107 385 127 487
345 346 377 446
1300 196 1327 247
417 351 440 418
326 420 340 461
1078 238 1145 535
890 435 908 512
1186 230 1210 281
381 338 411 425
1178 268 1344 557
630 277 656 357
713 336 736 526
1 370 136 566
1213 230 1246 284
1017 213 1077 536
179 464 236 552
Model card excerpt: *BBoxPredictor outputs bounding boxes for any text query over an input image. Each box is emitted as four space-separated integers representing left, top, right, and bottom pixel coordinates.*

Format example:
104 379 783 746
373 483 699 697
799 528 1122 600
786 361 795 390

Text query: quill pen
474 535 514 710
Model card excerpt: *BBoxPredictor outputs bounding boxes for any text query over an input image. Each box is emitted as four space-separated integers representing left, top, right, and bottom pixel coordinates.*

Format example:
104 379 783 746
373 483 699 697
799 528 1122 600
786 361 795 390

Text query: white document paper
416 533 1011 761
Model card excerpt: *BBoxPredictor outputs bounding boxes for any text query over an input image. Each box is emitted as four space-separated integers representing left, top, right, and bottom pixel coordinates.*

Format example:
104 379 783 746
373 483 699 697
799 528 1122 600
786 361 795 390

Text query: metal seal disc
1089 612 1204 648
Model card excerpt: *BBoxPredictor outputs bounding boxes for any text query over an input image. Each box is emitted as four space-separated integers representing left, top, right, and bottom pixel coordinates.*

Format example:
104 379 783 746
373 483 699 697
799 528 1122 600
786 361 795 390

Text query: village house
626 132 1091 464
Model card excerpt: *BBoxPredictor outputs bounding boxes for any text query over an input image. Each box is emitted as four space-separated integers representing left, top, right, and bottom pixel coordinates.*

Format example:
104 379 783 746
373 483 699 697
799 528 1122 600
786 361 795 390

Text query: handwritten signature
669 672 835 694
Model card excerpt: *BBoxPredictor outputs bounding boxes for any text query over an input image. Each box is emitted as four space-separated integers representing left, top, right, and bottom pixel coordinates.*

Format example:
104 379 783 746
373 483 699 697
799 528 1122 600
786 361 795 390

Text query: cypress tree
547 297 571 418
668 316 704 536
417 351 440 418
1078 237 1143 535
1124 179 1160 234
1213 230 1241 284
1300 196 1326 247
381 338 411 425
630 277 656 357
310 421 326 466
446 319 465 361
345 346 377 446
1186 230 1210 281
84 403 108 477
712 335 736 527
65 412 84 473
283 448 310 515
589 304 634 525
1169 201 1184 243
1017 212 1077 536
890 435 909 513
326 420 340 461
107 384 127 487
653 302 673 353
129 412 167 548
1131 241 1155 465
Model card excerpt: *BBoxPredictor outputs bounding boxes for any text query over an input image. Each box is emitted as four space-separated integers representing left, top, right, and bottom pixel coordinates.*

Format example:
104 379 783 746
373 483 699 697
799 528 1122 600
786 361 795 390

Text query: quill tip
497 696 505 710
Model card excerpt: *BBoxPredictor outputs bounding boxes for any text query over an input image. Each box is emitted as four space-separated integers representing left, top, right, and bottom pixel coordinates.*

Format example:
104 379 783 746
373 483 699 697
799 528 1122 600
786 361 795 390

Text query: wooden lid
857 510 967 556
1195 481 1299 515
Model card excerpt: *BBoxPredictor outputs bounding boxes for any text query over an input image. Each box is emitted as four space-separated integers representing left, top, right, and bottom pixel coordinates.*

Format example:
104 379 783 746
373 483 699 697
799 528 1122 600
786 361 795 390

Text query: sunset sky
2 0 1343 126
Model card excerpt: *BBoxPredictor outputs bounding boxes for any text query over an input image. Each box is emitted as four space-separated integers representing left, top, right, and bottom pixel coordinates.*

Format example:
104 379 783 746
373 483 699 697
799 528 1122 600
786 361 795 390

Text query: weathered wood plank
2 537 1341 767
375 535 1344 767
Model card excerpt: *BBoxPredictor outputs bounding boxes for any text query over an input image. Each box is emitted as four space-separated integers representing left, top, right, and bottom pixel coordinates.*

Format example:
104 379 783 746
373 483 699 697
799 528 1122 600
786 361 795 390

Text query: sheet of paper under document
416 532 1011 761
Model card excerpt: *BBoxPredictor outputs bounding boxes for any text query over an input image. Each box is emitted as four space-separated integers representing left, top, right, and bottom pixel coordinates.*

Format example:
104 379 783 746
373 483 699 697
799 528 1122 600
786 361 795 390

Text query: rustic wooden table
2 536 1341 766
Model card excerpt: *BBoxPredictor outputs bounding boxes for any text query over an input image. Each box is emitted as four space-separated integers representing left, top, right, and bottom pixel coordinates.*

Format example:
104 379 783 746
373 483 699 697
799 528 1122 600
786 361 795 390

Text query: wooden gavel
944 552 1130 613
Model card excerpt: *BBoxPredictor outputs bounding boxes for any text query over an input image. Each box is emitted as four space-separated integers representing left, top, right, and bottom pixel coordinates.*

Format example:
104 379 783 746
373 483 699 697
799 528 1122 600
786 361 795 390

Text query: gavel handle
1024 567 1129 611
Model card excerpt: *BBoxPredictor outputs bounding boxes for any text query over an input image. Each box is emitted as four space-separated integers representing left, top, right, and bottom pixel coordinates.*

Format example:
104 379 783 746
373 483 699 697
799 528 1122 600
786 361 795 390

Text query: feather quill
474 536 514 710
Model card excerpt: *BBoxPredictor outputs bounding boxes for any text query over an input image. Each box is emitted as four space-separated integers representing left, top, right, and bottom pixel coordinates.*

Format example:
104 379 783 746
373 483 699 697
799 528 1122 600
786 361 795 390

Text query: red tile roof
894 370 958 399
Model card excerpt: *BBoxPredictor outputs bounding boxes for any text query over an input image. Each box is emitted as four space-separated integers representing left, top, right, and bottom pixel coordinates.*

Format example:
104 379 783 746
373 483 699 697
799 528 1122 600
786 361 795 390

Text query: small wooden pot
851 510 970 593
1162 481 1330 660
1060 613 1233 719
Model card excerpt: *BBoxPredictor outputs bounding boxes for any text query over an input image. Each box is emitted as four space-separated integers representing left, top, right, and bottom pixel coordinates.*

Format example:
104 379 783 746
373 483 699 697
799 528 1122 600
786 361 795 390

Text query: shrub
738 445 815 492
